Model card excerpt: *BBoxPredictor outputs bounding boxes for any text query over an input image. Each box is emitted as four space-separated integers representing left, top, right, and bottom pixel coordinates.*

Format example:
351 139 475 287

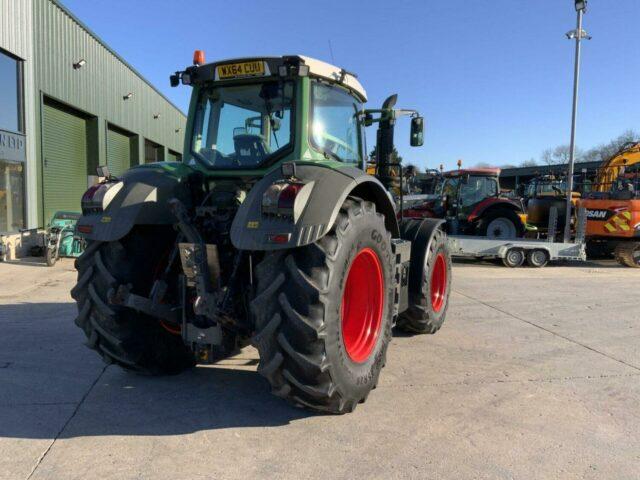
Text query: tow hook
109 283 181 324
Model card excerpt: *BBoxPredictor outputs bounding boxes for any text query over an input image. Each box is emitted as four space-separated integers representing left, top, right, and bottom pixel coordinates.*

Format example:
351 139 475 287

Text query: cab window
460 176 498 207
310 82 362 164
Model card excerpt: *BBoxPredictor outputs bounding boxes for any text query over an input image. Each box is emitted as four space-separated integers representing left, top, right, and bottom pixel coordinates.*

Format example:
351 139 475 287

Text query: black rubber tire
477 208 524 239
45 247 57 267
250 198 395 414
614 241 640 268
502 248 525 268
526 249 549 268
70 228 195 375
396 227 451 334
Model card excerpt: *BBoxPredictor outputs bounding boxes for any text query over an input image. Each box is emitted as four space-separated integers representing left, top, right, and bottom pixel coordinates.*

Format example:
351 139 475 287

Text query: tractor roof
443 168 501 177
191 55 367 102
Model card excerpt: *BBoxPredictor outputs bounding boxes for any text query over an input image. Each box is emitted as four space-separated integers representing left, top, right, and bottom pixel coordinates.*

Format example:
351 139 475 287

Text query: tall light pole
563 0 591 242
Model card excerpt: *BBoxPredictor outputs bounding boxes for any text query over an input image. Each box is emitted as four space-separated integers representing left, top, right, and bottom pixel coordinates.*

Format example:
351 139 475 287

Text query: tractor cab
172 55 370 174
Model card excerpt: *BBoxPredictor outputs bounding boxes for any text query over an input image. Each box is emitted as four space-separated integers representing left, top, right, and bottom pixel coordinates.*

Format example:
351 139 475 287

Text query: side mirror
410 117 424 147
169 74 180 87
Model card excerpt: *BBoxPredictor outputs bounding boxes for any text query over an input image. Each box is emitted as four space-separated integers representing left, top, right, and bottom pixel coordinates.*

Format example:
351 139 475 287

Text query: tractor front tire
251 198 395 414
477 209 523 239
397 226 451 334
71 229 195 375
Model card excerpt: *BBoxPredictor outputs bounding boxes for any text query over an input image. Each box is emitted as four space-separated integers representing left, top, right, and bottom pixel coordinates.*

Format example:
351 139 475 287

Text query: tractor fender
77 163 197 242
468 197 524 223
399 217 447 301
230 164 399 250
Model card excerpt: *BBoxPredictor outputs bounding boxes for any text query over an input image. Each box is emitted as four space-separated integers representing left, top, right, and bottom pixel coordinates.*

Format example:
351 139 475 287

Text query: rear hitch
109 283 181 324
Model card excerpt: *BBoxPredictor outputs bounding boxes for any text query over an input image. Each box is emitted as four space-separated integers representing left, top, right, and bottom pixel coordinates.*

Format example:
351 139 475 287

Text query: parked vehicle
579 142 640 267
403 168 526 239
44 211 84 266
71 54 452 413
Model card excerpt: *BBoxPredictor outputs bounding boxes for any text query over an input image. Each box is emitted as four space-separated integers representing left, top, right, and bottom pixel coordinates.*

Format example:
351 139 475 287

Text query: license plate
217 61 265 79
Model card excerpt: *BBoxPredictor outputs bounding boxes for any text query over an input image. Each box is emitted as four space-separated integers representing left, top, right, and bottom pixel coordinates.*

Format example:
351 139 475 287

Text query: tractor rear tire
396 227 451 334
71 228 195 375
614 241 640 268
251 198 395 414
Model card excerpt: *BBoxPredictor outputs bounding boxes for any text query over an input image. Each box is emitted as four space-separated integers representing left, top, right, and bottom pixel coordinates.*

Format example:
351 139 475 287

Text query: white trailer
446 207 587 267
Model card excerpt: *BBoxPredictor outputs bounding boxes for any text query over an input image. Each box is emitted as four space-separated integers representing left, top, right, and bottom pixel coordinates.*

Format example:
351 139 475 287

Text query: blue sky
62 0 638 171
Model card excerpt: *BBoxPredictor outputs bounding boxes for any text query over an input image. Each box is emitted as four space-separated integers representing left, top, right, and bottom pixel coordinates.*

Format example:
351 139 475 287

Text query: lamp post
563 0 591 242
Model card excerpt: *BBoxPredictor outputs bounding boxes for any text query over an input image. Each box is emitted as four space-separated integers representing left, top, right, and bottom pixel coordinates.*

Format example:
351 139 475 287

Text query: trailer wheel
251 198 395 414
614 241 640 268
71 227 195 375
527 249 549 268
397 221 451 334
502 248 525 268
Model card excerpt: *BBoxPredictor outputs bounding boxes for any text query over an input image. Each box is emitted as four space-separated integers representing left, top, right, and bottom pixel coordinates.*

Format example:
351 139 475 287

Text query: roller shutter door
42 102 88 225
106 126 131 177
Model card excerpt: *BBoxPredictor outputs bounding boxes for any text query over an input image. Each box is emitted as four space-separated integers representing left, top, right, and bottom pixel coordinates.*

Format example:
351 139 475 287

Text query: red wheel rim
430 253 447 313
341 248 384 363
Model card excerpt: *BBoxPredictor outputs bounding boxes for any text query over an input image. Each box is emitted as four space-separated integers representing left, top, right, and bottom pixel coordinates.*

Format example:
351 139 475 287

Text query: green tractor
72 54 451 413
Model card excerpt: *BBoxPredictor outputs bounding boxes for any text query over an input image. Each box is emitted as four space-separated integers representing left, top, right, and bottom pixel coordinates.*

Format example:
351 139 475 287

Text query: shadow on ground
0 301 316 440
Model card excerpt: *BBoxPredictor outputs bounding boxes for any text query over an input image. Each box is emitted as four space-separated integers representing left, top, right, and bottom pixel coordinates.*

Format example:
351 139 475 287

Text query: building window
0 49 23 134
144 138 164 163
0 160 25 232
0 49 25 232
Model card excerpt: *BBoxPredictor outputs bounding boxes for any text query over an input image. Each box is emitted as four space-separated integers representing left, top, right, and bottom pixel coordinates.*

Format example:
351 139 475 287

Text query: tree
369 145 402 164
541 145 584 166
581 129 640 164
472 161 495 168
520 158 538 167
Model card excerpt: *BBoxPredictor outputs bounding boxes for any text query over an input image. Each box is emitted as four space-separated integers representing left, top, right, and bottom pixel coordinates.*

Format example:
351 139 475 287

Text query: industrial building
0 0 186 252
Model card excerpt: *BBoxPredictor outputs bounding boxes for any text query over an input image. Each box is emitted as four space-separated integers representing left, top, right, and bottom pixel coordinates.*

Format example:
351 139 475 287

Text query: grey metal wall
1 0 38 230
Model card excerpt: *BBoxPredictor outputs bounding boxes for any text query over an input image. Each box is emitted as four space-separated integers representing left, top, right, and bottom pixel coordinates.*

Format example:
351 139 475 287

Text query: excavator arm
595 142 640 191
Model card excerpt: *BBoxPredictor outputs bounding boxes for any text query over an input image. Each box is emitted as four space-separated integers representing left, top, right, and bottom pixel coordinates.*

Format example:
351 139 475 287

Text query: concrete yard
0 257 638 480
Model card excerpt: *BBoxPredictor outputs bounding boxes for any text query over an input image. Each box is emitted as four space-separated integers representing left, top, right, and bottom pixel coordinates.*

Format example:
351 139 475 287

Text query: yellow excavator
579 142 640 267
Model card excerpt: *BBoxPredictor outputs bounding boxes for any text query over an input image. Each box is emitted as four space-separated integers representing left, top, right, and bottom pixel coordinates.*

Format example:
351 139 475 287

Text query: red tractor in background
403 168 526 239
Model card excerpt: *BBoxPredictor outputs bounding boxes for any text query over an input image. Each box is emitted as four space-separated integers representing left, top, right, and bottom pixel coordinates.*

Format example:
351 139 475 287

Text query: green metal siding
33 0 185 151
30 0 186 226
106 127 131 177
42 102 87 223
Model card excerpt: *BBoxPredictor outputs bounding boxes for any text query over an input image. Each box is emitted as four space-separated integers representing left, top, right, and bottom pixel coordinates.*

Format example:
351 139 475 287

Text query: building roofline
53 0 186 119
500 161 602 177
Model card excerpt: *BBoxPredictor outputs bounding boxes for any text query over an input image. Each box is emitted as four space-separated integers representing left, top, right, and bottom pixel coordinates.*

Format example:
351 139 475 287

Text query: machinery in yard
403 167 526 239
579 142 640 267
44 211 85 266
448 206 587 268
71 54 452 413
523 174 582 238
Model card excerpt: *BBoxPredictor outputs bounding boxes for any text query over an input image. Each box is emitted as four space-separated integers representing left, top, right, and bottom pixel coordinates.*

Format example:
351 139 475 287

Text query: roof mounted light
193 50 205 66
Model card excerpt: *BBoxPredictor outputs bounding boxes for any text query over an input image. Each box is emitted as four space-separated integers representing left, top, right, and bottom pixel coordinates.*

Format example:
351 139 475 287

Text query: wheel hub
341 248 384 363
430 253 447 312
486 218 516 239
